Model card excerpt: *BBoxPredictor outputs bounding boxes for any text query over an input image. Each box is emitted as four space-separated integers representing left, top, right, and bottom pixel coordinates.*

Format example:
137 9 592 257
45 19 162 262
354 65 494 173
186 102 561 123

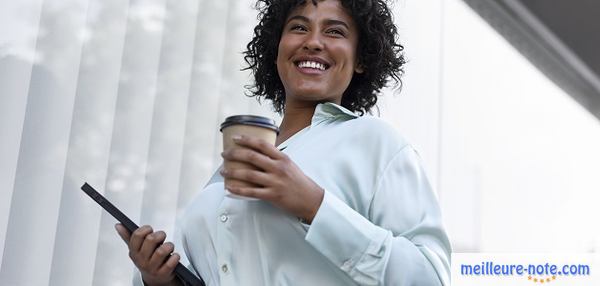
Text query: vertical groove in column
0 0 89 284
0 0 45 272
210 0 235 168
140 0 199 238
177 0 229 211
48 0 130 285
92 0 167 284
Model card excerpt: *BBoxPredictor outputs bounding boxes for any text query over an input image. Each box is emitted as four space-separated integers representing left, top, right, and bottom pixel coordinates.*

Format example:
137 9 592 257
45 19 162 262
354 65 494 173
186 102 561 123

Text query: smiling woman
276 1 362 108
117 1 451 285
244 0 406 116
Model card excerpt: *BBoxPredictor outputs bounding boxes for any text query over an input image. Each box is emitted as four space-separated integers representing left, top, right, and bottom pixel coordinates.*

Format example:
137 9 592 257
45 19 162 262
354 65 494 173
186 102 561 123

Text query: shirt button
220 214 228 222
342 259 353 270
221 264 229 273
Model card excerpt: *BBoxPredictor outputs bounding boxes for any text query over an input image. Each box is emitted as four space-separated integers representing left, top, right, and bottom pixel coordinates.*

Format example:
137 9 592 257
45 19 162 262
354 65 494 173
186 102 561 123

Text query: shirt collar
277 102 358 151
311 102 359 125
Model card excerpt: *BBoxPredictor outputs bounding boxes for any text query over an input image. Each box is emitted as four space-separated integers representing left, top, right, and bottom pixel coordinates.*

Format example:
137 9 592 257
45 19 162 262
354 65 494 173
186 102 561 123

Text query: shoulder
340 115 410 153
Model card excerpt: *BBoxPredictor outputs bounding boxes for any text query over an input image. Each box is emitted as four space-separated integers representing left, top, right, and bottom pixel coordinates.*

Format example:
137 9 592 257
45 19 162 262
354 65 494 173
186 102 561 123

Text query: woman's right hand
115 224 182 286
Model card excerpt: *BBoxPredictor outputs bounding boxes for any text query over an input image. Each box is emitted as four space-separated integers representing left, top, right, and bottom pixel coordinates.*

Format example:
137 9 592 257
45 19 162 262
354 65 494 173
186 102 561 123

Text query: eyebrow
286 15 350 29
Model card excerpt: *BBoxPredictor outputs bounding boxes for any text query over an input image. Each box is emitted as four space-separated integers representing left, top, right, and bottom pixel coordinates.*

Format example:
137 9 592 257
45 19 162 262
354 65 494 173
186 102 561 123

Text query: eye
326 28 345 37
290 24 307 32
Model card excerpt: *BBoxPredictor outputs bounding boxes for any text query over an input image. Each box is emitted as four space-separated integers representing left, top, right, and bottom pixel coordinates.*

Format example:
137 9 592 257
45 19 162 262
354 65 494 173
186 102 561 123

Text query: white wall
438 0 600 253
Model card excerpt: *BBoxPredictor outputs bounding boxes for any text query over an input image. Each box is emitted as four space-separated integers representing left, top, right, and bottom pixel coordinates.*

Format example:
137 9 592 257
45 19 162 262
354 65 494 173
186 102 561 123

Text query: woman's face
276 0 362 108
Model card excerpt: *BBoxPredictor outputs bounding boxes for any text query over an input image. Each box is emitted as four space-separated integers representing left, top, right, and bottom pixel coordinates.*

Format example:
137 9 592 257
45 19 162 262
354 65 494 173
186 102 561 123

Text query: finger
157 252 180 277
227 186 273 200
222 147 278 172
139 231 166 262
221 168 272 187
233 135 285 160
115 223 131 243
130 225 154 252
148 241 175 271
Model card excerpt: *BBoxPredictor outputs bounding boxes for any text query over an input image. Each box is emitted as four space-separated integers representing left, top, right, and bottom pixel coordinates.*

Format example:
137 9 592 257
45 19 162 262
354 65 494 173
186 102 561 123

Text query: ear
354 64 364 74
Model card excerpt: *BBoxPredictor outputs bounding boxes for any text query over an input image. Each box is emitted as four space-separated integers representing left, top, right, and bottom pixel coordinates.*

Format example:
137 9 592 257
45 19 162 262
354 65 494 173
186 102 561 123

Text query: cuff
305 190 389 273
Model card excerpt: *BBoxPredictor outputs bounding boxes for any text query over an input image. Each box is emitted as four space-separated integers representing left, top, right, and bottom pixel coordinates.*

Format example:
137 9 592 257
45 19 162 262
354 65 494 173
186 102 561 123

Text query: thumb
115 223 131 243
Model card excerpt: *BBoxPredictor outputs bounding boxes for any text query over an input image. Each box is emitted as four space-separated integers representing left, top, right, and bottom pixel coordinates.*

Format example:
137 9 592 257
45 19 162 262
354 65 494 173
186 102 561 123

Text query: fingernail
220 168 227 175
232 135 242 141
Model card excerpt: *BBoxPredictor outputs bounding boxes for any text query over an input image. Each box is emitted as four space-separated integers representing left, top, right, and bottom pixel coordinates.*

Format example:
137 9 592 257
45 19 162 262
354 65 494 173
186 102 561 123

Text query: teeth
297 61 326 71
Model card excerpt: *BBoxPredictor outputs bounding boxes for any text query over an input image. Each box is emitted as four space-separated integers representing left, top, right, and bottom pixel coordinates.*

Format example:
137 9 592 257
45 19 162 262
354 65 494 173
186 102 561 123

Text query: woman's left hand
220 135 324 223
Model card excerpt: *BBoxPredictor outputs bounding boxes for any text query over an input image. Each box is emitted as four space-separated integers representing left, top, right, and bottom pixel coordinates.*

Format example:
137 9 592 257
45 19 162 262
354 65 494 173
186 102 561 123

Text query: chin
294 85 328 96
293 90 328 101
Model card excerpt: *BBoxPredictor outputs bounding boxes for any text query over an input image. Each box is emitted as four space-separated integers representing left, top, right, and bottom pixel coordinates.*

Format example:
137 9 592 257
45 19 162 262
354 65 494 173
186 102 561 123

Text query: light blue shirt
136 102 450 286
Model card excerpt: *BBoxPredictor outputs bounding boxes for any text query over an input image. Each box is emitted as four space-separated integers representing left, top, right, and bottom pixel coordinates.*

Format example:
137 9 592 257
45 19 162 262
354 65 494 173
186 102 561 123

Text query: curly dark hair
243 0 406 115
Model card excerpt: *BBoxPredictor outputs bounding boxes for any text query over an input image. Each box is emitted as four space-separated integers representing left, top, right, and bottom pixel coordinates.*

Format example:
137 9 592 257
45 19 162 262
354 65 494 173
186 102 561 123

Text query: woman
117 0 451 285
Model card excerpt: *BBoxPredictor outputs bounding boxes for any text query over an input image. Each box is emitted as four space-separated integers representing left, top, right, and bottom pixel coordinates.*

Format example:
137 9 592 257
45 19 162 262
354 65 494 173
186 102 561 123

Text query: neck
276 102 318 146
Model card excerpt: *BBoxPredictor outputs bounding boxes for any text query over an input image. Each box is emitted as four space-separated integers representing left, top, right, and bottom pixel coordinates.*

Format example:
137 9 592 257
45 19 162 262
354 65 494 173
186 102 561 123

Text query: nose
303 31 324 52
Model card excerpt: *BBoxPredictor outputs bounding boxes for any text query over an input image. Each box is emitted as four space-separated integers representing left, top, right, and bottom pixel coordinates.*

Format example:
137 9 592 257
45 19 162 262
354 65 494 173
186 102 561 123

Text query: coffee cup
220 115 279 199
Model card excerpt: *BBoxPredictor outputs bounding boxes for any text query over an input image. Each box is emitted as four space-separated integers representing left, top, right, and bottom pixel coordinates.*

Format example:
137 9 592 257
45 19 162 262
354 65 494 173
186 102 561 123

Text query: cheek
276 38 293 72
332 43 358 71
277 35 294 60
336 50 358 78
276 44 287 79
276 45 283 68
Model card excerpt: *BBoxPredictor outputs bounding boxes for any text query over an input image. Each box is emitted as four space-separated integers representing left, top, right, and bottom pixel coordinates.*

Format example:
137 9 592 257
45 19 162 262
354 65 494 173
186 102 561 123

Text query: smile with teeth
296 61 328 71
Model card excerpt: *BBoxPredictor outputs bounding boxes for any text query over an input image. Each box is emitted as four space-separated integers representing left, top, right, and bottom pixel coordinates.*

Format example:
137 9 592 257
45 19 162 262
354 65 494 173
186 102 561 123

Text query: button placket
216 205 233 283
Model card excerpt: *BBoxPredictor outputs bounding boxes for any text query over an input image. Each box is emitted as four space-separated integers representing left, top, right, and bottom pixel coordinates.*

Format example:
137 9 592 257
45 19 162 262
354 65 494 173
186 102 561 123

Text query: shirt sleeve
304 146 451 286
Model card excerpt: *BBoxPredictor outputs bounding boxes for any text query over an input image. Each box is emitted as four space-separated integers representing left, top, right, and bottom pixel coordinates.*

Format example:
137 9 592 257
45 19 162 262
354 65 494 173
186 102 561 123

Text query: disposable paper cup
220 115 278 200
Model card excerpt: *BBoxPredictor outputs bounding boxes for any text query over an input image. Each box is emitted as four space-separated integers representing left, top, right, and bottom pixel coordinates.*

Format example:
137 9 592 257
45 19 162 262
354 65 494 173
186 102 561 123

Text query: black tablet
81 182 205 286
